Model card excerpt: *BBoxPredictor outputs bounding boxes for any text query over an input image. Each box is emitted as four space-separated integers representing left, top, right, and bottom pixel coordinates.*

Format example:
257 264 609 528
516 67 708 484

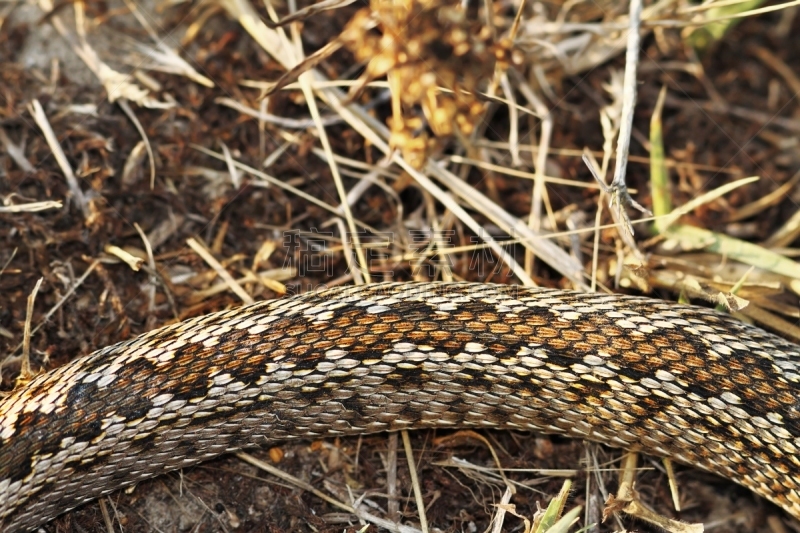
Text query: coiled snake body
2 281 800 531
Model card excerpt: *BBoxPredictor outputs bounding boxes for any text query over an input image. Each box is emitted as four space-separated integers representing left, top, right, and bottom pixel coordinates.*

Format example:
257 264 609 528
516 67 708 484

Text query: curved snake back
2 282 800 530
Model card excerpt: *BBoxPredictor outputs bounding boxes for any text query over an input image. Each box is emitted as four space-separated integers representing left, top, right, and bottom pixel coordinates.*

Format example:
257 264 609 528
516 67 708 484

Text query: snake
2 281 800 531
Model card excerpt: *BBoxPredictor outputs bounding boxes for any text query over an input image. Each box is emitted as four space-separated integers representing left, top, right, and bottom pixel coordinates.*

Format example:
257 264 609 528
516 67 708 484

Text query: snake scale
2 281 800 531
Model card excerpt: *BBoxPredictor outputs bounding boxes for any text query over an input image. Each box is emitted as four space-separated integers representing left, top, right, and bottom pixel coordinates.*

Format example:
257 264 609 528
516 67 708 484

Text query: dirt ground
2 1 800 532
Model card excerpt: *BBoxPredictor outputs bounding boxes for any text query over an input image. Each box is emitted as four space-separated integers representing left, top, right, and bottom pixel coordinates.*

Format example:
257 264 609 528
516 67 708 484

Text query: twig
386 432 400 523
402 430 429 533
219 141 242 189
28 99 90 219
118 99 157 189
134 222 158 313
187 238 254 305
0 201 63 213
593 0 651 238
20 278 44 383
236 452 423 533
215 97 345 128
0 128 35 172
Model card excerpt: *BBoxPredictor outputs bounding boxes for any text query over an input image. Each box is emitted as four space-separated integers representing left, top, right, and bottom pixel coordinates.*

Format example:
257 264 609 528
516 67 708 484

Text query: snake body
2 281 800 530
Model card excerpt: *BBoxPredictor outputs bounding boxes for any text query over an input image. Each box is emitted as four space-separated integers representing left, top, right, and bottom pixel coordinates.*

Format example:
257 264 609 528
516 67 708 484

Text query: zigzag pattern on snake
2 282 800 531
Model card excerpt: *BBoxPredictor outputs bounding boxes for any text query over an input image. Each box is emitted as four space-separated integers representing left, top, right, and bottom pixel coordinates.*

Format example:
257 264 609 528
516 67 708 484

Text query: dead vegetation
2 0 800 531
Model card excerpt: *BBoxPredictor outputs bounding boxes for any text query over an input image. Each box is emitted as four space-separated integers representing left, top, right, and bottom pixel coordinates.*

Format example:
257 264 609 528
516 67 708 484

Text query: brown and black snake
2 281 800 531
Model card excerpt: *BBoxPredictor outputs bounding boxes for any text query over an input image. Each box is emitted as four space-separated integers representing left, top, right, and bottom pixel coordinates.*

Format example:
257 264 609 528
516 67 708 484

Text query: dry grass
2 0 800 531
